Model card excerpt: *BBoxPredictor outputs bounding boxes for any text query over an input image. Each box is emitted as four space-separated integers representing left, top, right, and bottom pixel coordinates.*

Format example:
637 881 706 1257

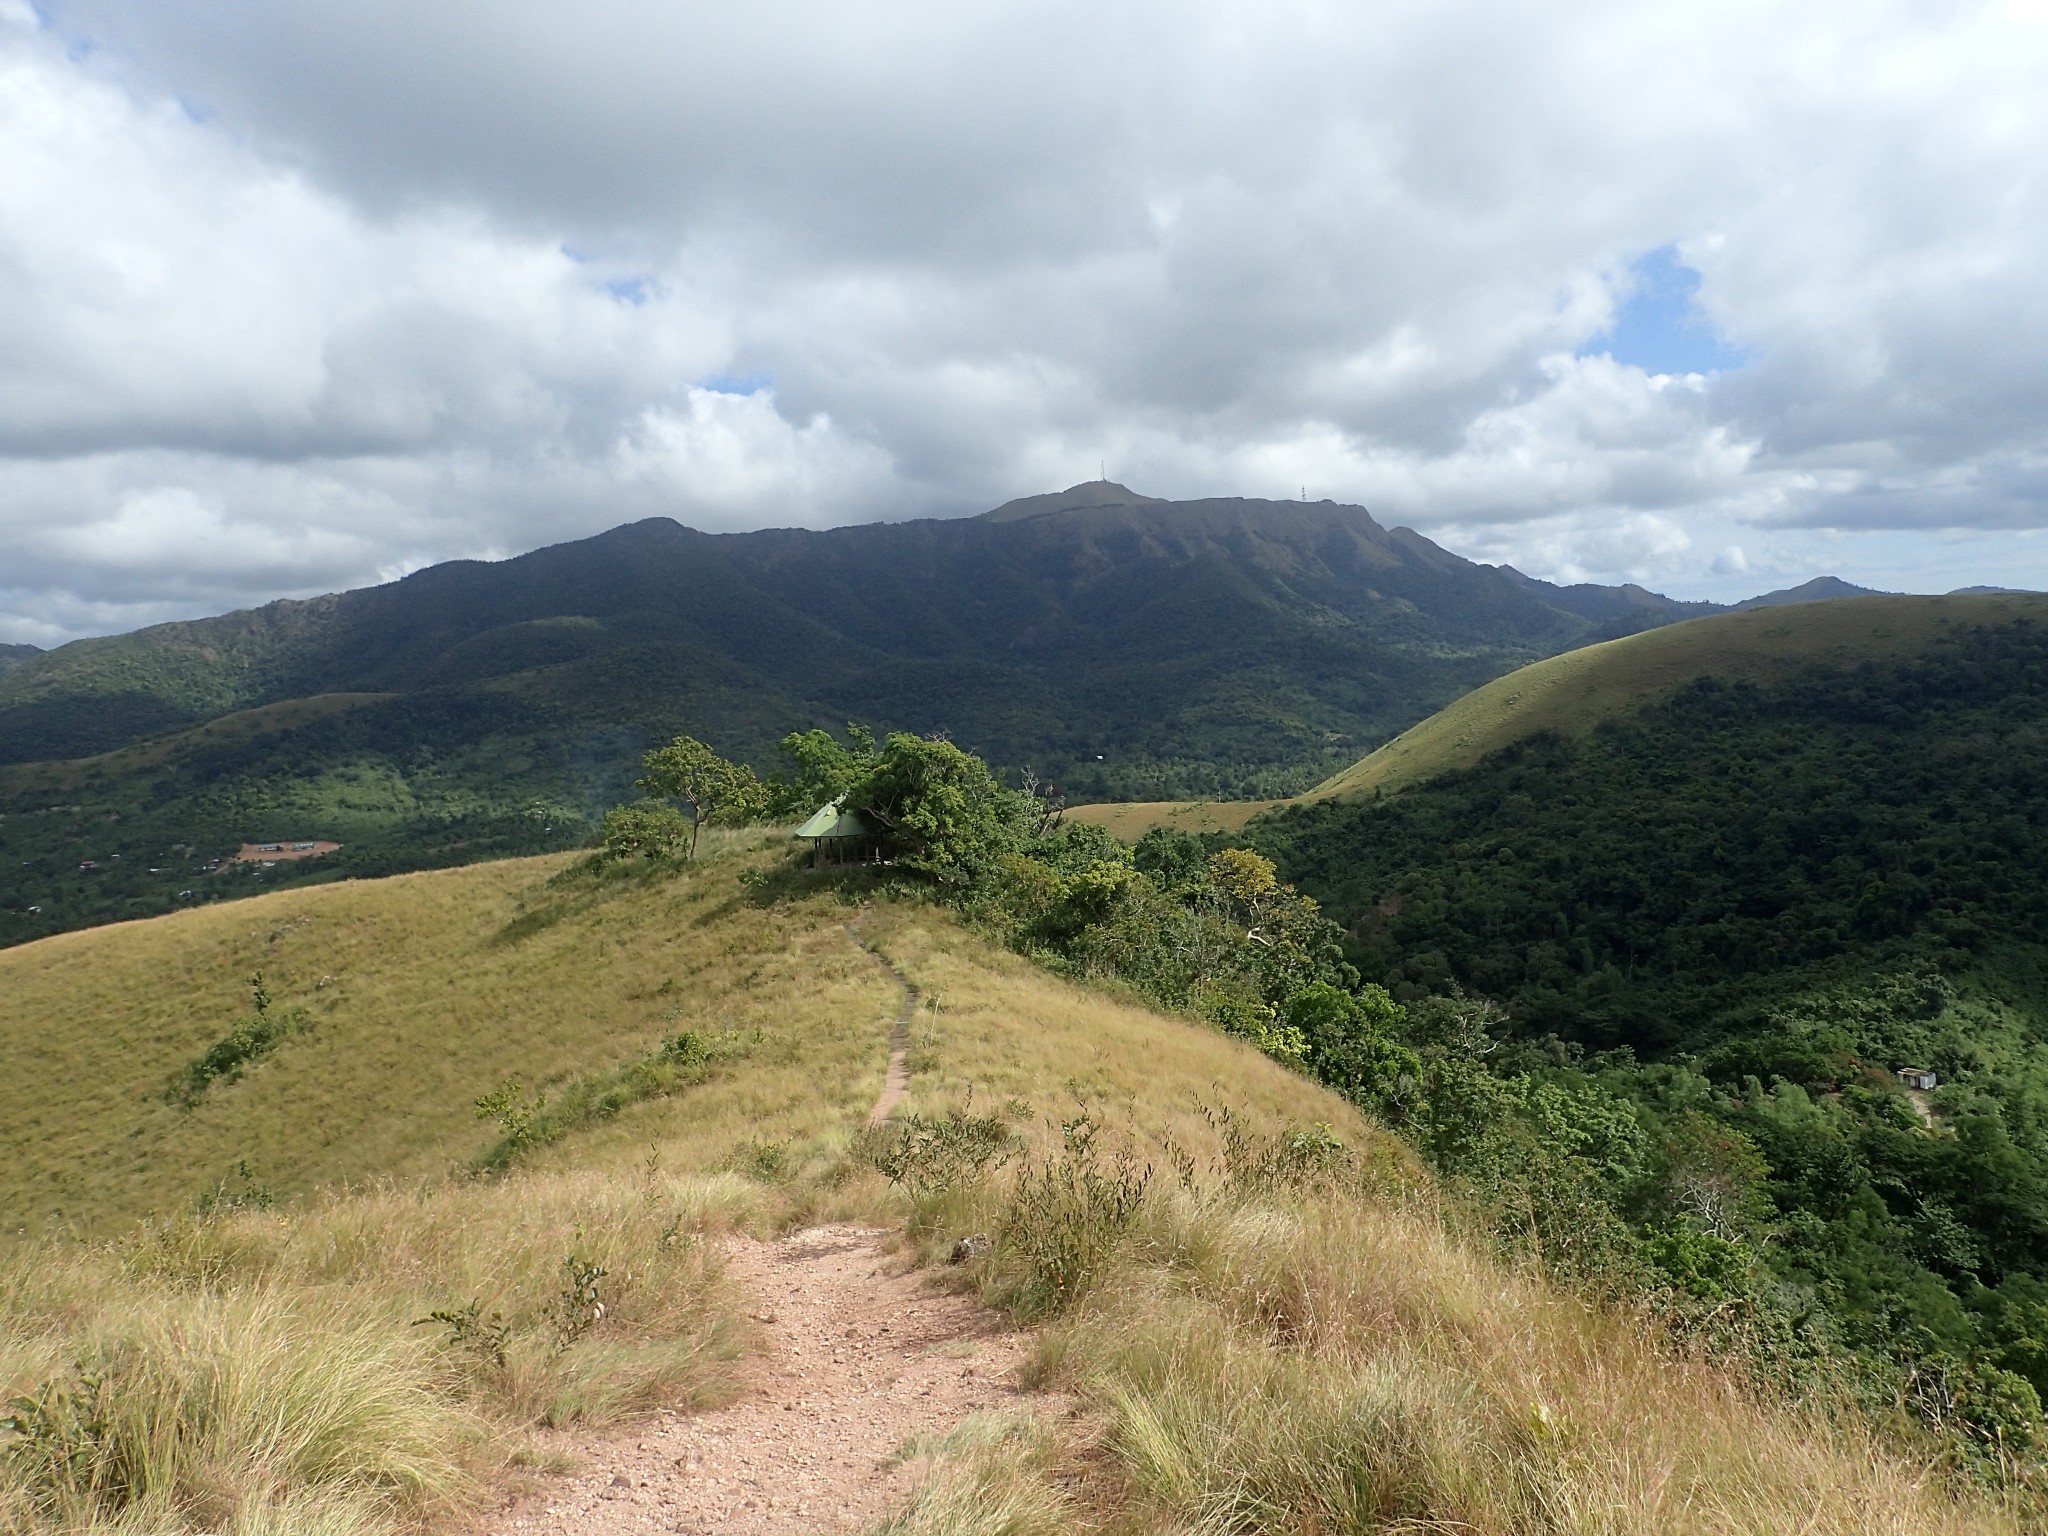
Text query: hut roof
793 799 877 839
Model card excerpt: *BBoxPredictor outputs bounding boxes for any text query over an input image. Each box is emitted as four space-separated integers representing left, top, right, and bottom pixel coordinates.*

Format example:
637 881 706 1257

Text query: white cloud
1 0 2046 641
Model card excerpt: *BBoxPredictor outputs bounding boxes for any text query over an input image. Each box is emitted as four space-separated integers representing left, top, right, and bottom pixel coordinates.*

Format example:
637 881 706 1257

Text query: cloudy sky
4 0 2047 644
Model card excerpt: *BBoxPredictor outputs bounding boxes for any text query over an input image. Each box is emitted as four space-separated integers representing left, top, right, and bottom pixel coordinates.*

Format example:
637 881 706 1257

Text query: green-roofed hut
793 798 882 865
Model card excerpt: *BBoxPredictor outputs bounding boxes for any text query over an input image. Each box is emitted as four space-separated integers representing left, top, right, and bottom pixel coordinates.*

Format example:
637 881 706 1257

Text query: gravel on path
491 1225 1034 1536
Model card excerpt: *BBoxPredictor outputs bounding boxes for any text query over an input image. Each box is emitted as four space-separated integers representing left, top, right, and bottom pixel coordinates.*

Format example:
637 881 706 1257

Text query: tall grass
20 844 2004 1533
0 1169 755 1534
2 851 1385 1535
900 1114 2033 1536
0 832 892 1235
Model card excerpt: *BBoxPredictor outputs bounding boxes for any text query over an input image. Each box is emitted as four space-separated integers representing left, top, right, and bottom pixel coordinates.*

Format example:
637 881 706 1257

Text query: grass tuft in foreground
0 1169 757 1534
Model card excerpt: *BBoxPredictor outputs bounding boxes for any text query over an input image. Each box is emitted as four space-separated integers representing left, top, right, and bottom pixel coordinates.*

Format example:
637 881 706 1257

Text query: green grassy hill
1069 592 2037 836
0 833 1362 1238
1237 595 2048 1425
1309 591 2048 800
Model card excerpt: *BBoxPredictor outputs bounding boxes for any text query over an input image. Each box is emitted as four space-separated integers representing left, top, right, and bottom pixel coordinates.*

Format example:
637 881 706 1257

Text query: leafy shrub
473 1079 548 1150
1202 1104 1353 1196
1001 1115 1152 1317
1 1361 126 1518
552 1252 608 1348
413 1299 510 1371
472 1029 763 1171
597 801 693 860
169 973 310 1106
659 1030 709 1067
860 1104 1019 1199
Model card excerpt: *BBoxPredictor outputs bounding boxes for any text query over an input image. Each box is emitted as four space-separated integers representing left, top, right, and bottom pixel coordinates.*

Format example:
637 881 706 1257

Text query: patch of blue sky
1579 245 1746 376
603 275 655 305
697 371 771 396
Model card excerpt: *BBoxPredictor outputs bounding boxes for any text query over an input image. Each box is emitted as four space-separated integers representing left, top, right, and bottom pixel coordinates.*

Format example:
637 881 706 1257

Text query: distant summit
1731 575 1889 610
1950 584 2038 596
0 642 42 680
981 480 1169 522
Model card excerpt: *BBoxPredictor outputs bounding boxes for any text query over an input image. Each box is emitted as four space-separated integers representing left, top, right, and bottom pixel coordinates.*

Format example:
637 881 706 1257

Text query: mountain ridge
0 486 1712 773
0 484 1929 946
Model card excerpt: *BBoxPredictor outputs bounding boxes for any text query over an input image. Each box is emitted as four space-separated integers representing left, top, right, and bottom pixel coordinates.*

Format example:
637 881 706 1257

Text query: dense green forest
0 694 613 947
1233 619 2048 1448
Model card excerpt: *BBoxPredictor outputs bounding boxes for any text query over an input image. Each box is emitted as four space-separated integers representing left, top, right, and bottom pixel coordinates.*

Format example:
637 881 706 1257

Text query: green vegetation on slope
1236 610 2048 1444
1 488 1716 947
0 690 614 951
3 844 2033 1534
577 718 2048 1460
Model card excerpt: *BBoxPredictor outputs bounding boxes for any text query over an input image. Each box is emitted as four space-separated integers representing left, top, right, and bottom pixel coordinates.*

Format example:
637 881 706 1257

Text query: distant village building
1895 1066 1939 1092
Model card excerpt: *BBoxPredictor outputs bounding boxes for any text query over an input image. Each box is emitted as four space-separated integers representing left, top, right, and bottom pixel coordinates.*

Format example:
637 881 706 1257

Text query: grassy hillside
1064 796 1275 839
1235 601 2048 1438
0 834 1360 1237
1072 592 2048 837
1 846 2033 1533
1311 592 2048 800
0 693 396 798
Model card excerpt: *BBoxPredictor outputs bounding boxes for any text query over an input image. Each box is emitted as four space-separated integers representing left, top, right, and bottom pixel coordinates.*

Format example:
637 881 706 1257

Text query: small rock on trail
492 1225 1035 1536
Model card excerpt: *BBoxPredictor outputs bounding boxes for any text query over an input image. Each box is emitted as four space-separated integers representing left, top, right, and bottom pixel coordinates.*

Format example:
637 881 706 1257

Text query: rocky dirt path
491 926 1032 1536
498 1227 1029 1536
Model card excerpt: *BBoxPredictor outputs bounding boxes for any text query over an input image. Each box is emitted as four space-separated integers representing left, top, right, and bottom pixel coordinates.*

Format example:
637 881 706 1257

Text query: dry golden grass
857 904 1382 1157
910 1178 2032 1535
1061 799 1275 840
3 845 2033 1535
0 843 1382 1534
0 1167 754 1535
0 831 899 1234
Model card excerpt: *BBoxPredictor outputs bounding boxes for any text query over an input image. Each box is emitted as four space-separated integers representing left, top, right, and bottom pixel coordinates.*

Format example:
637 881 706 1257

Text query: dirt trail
498 1228 1028 1536
492 927 1029 1536
854 921 918 1127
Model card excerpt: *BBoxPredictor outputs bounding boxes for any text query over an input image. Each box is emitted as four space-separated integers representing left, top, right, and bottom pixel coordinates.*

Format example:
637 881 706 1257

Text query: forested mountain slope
1246 599 2048 1409
0 483 1713 946
0 483 1706 777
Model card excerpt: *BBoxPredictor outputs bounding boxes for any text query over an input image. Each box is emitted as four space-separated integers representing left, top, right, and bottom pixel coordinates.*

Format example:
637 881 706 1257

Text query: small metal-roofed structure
794 798 883 864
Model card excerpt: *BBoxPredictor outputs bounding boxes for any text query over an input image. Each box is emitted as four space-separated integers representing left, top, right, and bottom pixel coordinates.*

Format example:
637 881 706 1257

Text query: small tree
851 733 1025 881
770 722 879 817
638 736 768 858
